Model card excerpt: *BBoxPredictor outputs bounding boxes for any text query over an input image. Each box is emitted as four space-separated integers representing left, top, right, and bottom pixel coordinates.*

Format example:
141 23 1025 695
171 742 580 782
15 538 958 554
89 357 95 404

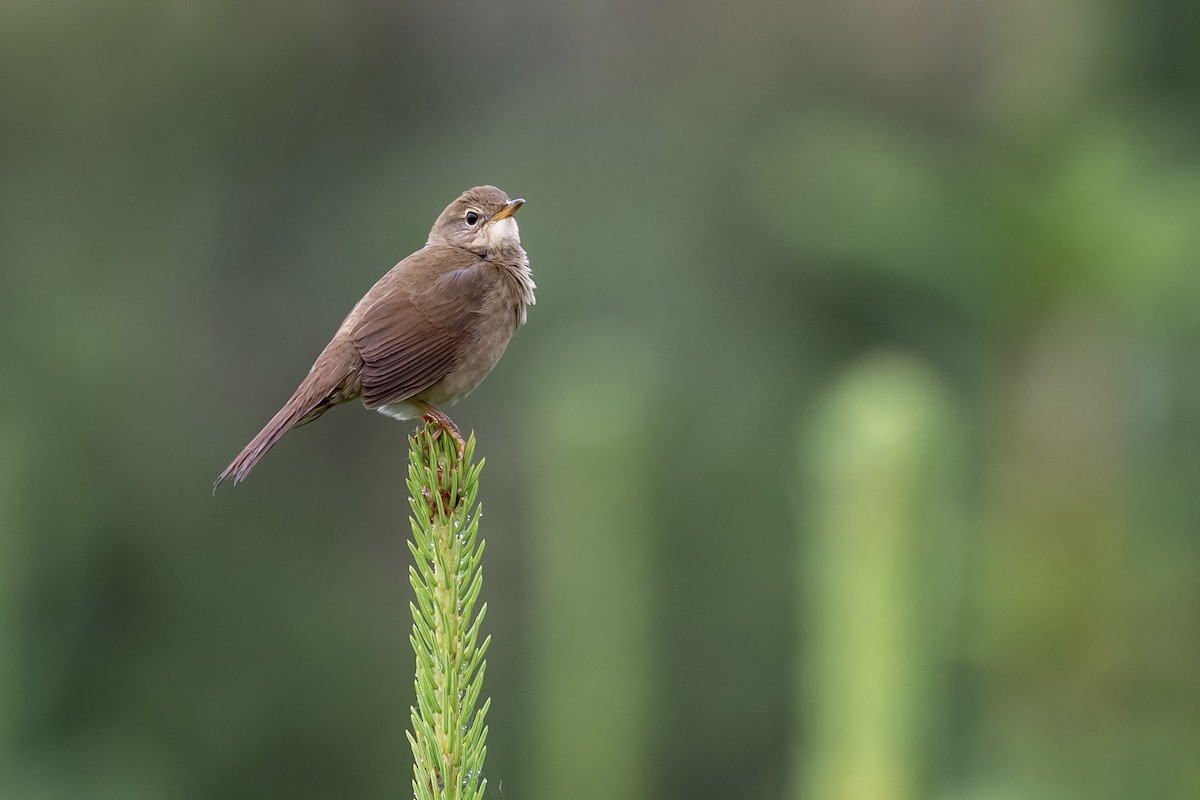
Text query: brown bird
215 185 535 488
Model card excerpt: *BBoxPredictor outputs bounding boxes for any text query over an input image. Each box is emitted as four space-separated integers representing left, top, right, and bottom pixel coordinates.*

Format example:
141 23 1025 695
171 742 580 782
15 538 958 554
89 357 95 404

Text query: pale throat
486 216 521 249
486 216 535 319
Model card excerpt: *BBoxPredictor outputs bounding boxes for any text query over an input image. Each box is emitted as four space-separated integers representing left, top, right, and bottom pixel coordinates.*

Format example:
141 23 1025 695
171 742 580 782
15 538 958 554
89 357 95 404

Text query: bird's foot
416 402 466 460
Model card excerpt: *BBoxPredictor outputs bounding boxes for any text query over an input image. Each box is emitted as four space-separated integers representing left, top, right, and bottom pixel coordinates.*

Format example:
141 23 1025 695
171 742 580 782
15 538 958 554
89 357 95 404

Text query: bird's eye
465 211 481 227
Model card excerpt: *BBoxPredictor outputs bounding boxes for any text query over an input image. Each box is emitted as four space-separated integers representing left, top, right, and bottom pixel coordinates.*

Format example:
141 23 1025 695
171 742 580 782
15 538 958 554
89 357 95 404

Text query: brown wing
350 247 494 408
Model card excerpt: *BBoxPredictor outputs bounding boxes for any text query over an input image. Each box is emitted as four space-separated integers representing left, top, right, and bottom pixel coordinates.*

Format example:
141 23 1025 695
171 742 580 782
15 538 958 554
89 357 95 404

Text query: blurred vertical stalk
792 352 965 800
406 426 490 800
526 330 652 800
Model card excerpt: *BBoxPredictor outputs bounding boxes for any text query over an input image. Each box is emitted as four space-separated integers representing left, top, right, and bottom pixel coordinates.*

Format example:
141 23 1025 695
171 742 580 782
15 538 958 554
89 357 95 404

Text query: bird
215 185 535 488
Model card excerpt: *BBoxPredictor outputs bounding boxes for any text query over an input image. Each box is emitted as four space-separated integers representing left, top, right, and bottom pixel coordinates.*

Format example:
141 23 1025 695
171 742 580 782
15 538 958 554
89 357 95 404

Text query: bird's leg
415 400 466 459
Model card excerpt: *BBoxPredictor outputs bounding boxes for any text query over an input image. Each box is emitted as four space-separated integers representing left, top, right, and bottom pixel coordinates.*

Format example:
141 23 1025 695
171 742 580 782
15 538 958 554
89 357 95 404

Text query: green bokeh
2 1 1198 798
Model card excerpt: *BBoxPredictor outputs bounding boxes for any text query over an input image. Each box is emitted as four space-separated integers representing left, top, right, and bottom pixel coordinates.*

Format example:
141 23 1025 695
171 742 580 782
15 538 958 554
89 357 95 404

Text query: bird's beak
491 198 525 221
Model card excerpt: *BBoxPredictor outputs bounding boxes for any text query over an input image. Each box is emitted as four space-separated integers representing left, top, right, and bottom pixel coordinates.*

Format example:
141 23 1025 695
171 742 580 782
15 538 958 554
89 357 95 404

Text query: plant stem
406 426 490 800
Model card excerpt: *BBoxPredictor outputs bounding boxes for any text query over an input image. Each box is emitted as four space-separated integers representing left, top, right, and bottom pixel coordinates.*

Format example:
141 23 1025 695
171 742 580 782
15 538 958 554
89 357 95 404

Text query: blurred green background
3 0 1199 798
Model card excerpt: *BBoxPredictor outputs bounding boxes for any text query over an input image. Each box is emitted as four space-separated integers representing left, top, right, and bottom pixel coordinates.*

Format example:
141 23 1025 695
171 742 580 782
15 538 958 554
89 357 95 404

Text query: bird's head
429 185 525 257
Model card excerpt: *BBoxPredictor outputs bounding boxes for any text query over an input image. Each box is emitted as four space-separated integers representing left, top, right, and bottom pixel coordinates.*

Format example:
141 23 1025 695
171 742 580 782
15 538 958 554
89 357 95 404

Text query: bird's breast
436 280 525 402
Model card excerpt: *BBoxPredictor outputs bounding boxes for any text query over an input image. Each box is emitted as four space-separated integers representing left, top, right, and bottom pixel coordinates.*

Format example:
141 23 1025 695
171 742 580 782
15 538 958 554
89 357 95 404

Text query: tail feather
214 370 347 489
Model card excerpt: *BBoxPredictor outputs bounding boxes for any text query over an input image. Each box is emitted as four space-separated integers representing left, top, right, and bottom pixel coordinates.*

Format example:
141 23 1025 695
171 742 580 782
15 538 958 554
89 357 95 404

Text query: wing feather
350 249 493 408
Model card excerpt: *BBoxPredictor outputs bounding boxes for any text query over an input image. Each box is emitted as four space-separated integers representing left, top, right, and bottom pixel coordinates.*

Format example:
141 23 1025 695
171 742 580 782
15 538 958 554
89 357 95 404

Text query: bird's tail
214 356 354 489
